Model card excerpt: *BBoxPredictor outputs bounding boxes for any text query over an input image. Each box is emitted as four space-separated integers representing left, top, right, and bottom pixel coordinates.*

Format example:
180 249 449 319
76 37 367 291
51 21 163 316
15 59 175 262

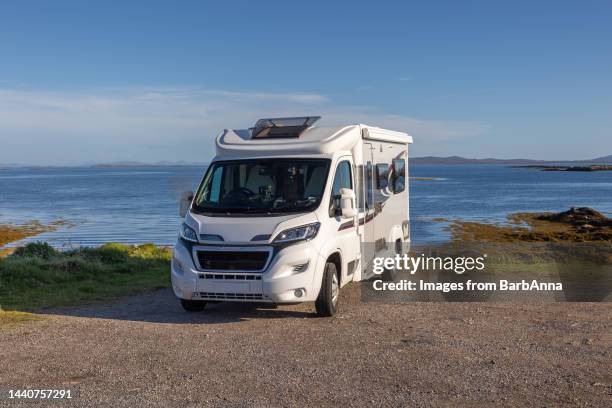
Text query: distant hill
93 161 207 168
3 155 611 168
590 155 612 163
0 161 208 169
411 155 612 165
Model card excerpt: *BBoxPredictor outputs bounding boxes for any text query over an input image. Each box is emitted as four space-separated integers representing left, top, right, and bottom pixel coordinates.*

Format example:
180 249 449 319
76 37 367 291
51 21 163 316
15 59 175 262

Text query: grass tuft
0 242 171 310
13 241 57 259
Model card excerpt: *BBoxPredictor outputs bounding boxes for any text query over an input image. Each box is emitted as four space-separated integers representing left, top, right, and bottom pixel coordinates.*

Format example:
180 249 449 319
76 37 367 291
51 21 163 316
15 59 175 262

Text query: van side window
357 165 365 211
365 162 373 209
204 166 223 202
376 163 389 189
392 158 406 193
329 161 353 217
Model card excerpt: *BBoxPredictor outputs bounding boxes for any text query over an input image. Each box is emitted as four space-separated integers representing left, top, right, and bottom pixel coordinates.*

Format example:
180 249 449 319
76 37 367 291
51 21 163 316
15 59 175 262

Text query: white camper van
172 117 413 316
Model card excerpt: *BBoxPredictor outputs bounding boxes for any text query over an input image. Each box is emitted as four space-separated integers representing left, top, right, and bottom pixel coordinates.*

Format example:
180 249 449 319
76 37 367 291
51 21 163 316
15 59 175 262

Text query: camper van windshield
193 159 331 215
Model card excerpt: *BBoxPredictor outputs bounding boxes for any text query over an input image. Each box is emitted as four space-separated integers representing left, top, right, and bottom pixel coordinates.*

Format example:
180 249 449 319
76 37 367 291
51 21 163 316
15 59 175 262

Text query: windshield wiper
269 199 318 212
216 206 271 215
194 206 250 213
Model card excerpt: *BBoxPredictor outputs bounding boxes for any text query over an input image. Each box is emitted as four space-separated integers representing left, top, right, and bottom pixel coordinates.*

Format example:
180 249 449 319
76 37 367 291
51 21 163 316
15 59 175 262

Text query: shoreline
2 208 610 250
0 221 67 256
513 164 612 172
1 208 610 311
443 207 612 243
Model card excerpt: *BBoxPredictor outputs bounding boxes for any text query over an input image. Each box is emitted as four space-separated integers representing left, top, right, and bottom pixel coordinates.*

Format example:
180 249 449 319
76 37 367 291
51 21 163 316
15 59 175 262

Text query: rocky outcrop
536 207 612 228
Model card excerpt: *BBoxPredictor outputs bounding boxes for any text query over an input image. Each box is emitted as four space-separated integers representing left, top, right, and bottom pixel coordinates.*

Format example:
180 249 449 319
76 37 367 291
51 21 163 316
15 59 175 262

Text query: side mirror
339 188 356 219
179 190 194 218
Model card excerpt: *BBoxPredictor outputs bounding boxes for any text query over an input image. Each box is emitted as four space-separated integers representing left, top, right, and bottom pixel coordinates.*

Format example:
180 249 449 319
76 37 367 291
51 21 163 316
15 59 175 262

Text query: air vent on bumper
195 249 270 272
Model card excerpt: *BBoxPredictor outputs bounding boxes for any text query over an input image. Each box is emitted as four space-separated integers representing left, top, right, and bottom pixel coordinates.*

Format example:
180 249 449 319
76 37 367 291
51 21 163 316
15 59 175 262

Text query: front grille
199 274 261 280
196 250 269 272
199 292 263 300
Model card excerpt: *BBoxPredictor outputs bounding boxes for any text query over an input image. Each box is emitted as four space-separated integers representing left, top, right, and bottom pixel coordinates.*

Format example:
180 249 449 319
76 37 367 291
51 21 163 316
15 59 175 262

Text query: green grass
0 242 171 310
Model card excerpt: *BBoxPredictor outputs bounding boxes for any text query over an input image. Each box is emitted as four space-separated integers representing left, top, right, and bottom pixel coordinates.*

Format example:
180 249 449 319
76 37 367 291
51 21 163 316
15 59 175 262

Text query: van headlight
273 223 320 244
180 223 198 243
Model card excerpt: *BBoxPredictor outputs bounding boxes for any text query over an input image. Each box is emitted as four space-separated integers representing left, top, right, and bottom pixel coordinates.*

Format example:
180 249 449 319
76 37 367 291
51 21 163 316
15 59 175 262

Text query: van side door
328 159 360 284
360 142 376 278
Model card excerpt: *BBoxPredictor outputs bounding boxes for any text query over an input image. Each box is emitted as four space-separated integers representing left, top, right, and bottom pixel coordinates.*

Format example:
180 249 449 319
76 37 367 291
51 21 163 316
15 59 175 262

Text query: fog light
294 288 305 298
292 262 309 273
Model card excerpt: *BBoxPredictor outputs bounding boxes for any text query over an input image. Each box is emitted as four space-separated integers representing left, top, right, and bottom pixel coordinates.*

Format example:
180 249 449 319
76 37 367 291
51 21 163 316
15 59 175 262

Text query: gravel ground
0 285 610 407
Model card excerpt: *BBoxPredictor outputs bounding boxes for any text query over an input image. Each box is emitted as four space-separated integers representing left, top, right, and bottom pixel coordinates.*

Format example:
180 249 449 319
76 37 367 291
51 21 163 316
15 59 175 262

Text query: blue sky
0 0 611 165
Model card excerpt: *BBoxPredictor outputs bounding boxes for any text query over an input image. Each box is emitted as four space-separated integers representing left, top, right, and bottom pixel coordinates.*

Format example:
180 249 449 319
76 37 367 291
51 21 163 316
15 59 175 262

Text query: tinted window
194 159 330 214
365 162 373 209
208 166 223 202
376 163 389 189
329 161 352 217
357 165 365 211
392 158 406 193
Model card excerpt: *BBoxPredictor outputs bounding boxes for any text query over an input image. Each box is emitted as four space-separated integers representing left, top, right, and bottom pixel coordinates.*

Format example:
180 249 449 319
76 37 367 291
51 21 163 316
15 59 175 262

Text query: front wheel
382 239 403 281
180 299 207 312
315 262 339 317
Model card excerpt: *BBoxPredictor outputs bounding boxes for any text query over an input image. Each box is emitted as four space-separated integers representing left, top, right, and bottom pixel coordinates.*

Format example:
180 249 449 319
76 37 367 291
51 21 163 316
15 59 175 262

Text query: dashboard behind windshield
193 159 331 215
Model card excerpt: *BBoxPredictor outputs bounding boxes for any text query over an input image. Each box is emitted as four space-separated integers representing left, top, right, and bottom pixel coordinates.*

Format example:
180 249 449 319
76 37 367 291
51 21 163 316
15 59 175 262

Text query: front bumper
171 239 324 303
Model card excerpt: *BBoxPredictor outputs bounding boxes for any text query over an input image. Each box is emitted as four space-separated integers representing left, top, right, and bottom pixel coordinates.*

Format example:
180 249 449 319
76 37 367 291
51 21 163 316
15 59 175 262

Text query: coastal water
0 164 611 248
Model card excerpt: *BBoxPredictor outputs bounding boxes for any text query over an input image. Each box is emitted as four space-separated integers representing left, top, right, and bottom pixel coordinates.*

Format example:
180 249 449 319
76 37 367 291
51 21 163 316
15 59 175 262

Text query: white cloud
0 86 487 165
323 111 486 141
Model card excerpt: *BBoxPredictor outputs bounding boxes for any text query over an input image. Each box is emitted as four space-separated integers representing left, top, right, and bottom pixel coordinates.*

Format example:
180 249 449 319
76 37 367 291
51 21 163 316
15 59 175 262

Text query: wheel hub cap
331 273 339 305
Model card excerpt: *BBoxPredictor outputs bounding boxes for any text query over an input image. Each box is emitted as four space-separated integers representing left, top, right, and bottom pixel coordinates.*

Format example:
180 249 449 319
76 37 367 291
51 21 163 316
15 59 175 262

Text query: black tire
381 267 398 282
315 262 339 317
258 303 279 309
180 299 207 312
382 239 402 281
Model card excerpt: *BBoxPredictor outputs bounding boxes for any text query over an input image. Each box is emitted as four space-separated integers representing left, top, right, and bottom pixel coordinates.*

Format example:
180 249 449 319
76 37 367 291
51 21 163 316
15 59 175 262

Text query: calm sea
1 164 611 248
